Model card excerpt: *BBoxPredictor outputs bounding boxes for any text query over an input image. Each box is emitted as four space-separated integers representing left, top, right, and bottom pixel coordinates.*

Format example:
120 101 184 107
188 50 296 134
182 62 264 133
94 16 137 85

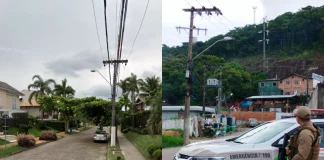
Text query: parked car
246 118 258 127
173 118 324 160
93 129 108 142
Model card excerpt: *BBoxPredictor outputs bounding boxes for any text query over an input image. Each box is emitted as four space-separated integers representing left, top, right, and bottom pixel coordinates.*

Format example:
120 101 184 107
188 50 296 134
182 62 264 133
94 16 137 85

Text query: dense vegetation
163 5 324 105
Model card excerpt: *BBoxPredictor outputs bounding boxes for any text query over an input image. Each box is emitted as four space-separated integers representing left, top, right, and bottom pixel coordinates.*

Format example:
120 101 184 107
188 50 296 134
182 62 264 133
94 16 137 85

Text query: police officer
285 106 321 160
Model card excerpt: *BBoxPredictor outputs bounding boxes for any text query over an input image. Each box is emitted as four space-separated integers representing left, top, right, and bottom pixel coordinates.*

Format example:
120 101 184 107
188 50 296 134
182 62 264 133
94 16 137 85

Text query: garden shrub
122 128 130 133
12 113 28 127
39 130 57 141
152 149 162 160
38 121 47 130
19 124 32 134
147 144 162 156
202 126 216 137
17 134 36 148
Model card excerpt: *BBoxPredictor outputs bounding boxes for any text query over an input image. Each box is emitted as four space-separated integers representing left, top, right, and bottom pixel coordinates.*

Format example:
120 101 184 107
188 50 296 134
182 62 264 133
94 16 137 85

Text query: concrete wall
308 83 324 109
162 111 202 120
0 90 6 109
162 117 195 136
20 106 42 117
222 111 276 121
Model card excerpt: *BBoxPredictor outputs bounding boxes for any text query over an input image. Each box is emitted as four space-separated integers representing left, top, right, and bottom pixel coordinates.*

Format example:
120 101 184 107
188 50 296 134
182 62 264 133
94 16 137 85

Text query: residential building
258 78 283 95
0 81 25 117
19 90 42 118
278 73 313 95
162 106 214 120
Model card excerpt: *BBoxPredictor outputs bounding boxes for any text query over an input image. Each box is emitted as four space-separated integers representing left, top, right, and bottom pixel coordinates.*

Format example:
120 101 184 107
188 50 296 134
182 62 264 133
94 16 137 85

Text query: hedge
42 121 65 131
120 111 151 134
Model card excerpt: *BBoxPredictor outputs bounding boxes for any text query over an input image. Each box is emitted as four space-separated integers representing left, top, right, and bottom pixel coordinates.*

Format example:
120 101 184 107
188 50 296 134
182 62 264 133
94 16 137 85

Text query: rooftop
0 81 24 96
246 95 296 100
162 106 215 113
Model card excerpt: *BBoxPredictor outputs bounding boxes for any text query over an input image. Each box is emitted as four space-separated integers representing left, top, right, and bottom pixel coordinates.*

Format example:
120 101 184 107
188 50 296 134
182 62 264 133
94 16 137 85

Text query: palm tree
117 79 128 94
146 90 162 135
54 78 75 98
27 75 56 119
138 76 161 106
118 93 131 111
125 73 142 113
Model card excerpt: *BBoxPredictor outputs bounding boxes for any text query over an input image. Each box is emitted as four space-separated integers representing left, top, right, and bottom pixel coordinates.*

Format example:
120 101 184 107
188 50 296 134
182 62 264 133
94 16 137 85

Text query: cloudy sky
162 0 324 46
0 0 161 100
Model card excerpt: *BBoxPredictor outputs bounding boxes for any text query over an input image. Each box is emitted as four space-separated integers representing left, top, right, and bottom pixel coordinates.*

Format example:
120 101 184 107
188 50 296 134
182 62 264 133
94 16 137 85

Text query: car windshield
95 130 106 134
234 121 295 144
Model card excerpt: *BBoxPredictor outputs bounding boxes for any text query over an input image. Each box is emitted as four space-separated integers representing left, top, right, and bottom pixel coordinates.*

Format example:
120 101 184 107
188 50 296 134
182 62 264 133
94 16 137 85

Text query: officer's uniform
287 106 321 160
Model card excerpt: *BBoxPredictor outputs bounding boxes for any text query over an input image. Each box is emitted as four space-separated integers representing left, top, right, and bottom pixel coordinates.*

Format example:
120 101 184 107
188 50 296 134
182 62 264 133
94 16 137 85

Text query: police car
174 116 324 160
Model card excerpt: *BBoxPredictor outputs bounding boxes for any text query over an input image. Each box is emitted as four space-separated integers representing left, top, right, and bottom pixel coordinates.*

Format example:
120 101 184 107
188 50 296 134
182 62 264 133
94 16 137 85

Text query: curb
0 136 65 159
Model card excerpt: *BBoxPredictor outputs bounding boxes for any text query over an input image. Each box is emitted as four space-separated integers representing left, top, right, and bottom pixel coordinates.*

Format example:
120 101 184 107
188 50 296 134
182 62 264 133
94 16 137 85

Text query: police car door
314 123 324 160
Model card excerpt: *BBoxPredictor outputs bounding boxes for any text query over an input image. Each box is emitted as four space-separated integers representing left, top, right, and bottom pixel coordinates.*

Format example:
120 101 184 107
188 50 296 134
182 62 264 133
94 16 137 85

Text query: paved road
162 147 182 160
3 127 107 160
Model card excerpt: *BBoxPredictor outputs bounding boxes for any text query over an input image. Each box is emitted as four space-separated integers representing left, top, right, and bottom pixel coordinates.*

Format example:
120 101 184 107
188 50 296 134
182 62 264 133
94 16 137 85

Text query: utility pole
103 59 128 146
181 6 222 146
176 26 207 35
202 66 207 117
217 66 222 114
258 17 269 72
253 6 257 28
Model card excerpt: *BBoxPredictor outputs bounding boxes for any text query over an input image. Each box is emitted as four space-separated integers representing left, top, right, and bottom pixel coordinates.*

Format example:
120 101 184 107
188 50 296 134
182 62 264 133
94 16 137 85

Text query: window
294 80 299 84
273 83 277 87
260 83 264 87
12 98 16 109
286 80 290 85
234 121 294 144
313 123 324 148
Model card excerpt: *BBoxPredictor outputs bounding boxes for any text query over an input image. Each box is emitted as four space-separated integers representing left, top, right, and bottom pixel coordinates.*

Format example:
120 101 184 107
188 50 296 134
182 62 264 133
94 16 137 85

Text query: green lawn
124 132 162 160
0 139 10 145
29 127 42 137
162 135 183 148
6 128 22 135
0 146 25 157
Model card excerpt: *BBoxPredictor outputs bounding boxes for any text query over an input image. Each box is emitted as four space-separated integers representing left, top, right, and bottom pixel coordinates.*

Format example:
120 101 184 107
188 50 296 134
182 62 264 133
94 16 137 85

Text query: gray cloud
44 50 103 77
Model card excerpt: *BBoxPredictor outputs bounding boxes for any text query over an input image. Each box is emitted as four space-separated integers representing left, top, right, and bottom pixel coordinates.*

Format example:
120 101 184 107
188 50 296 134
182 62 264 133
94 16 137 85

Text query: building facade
278 74 313 95
0 81 25 117
258 79 283 95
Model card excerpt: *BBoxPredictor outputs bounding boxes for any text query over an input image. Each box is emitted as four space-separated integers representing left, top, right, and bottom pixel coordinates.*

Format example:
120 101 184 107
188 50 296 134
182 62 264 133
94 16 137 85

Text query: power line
195 0 203 6
91 0 104 61
103 0 112 84
183 0 191 6
127 0 150 59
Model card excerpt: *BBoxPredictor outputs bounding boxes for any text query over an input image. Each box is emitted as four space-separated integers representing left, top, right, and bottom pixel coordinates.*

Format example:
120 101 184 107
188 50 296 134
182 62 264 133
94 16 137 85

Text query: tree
138 76 161 106
56 97 78 132
27 75 56 119
54 78 75 98
27 75 56 103
146 90 162 135
125 73 142 113
118 93 131 111
117 79 128 94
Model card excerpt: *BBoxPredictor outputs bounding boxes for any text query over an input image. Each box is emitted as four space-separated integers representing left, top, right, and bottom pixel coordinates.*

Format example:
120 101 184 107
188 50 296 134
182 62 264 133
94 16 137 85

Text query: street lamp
90 69 112 87
90 69 115 145
192 37 234 61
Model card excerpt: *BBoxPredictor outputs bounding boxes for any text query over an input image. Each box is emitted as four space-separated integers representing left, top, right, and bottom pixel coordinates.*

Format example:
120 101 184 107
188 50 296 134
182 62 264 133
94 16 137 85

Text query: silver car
93 129 108 142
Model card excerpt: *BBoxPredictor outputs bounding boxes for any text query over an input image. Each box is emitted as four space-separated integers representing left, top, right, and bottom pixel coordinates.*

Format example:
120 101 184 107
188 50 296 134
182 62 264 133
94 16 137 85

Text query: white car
174 118 324 160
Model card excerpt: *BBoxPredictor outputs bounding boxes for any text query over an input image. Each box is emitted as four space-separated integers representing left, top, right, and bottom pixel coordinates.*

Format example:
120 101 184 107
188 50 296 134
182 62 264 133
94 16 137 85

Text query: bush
152 149 162 160
119 111 151 132
116 156 124 160
147 144 161 156
122 128 130 133
39 130 57 141
17 134 36 148
202 126 216 137
19 124 32 134
43 121 65 131
38 121 47 130
12 113 29 127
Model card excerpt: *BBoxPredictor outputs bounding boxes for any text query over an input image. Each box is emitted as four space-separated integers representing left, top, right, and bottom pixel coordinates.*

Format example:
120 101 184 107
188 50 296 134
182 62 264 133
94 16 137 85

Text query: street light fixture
90 69 112 87
192 36 234 61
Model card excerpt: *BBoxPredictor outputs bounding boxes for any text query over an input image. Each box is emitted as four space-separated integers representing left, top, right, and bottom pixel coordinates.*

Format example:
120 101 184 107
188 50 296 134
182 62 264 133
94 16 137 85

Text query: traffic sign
207 78 218 86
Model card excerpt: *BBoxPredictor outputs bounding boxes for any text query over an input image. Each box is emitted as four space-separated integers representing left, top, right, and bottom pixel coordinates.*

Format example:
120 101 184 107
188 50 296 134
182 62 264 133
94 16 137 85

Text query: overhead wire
126 0 150 59
103 0 112 84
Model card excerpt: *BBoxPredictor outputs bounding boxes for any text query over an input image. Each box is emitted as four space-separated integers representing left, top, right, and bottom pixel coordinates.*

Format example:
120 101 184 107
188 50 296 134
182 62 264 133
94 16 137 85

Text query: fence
162 116 201 137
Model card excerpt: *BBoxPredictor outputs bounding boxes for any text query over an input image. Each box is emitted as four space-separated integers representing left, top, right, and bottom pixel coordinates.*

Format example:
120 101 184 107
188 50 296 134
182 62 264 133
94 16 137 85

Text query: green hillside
162 5 324 105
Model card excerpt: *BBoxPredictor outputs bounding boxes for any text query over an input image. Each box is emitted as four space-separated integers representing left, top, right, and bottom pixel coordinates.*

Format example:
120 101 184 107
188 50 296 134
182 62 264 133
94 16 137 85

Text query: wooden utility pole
103 59 127 146
182 6 222 146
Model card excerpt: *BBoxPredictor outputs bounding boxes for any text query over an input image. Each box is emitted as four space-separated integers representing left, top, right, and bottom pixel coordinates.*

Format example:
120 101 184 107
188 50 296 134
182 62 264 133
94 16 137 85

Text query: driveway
2 127 107 160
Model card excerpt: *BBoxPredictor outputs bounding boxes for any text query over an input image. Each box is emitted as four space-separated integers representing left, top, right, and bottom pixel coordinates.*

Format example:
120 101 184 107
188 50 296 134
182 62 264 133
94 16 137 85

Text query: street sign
312 73 324 82
207 78 218 86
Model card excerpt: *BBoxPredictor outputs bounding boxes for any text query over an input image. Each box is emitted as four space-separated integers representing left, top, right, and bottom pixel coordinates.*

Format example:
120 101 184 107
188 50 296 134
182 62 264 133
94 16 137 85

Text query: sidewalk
117 130 145 160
